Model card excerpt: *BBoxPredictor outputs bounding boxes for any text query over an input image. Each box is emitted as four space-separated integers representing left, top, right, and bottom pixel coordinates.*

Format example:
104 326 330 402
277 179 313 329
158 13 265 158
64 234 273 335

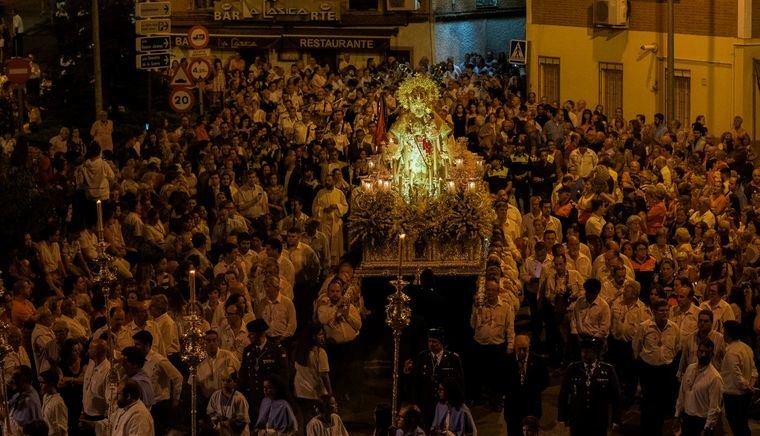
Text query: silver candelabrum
385 276 411 418
0 276 13 433
182 271 207 436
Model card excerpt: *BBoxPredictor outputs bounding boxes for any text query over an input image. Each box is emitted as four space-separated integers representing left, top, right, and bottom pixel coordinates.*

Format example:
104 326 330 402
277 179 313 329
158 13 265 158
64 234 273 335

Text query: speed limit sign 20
169 88 195 113
189 58 211 83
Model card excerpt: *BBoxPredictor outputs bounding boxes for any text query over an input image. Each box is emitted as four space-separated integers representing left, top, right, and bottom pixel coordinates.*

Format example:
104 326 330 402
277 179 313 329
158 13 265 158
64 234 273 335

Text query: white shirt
218 322 250 361
42 393 68 436
143 350 183 403
570 296 611 338
83 359 111 417
698 300 735 333
633 319 681 366
294 348 330 400
3 347 31 383
124 320 165 356
96 400 154 436
610 299 651 342
153 313 180 354
675 363 723 429
32 324 55 374
306 414 349 436
194 348 241 398
678 330 725 378
206 390 250 436
255 295 297 339
13 13 23 34
720 340 758 395
317 300 361 344
669 304 700 345
470 297 516 352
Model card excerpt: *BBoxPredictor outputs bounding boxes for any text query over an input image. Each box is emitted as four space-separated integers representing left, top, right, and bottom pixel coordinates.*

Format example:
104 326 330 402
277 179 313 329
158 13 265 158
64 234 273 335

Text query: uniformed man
558 336 622 436
237 319 289 419
404 329 464 426
504 334 549 436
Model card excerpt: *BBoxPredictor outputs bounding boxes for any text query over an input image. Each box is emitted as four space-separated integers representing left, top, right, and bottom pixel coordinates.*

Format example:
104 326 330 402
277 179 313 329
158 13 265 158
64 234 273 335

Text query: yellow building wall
525 24 745 135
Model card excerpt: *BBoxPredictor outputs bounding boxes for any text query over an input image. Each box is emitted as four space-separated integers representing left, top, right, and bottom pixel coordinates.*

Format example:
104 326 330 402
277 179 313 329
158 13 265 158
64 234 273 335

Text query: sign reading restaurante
213 0 339 21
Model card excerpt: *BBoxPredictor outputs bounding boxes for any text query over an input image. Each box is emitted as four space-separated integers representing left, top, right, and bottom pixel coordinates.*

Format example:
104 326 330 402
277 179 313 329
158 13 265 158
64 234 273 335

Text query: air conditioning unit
593 0 628 27
387 0 420 11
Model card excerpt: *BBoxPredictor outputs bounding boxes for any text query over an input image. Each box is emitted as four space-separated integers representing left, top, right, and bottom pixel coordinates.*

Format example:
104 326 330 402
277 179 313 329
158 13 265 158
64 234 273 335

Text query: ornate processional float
348 73 494 277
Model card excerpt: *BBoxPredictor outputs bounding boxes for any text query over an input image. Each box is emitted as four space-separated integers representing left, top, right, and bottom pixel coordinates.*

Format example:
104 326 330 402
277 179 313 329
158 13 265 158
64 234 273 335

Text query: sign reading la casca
214 0 339 21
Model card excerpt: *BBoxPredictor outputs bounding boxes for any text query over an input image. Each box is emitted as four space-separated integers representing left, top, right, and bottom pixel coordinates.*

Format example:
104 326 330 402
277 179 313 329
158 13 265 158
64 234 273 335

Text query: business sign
136 36 171 52
508 39 527 65
135 1 171 18
172 34 280 50
213 0 339 22
136 53 171 70
136 18 171 35
282 36 390 51
169 89 195 113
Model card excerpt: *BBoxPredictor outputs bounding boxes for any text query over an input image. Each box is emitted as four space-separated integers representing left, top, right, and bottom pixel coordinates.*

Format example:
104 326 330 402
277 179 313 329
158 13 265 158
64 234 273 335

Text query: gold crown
396 74 439 112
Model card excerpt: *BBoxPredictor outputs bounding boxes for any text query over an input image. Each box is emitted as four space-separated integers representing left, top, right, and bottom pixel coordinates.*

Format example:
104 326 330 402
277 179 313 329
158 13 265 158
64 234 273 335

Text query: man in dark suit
504 334 549 436
404 328 464 425
558 335 622 436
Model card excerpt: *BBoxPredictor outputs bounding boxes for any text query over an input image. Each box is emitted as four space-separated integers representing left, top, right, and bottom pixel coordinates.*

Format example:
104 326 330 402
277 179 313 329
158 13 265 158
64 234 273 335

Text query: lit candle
448 180 456 193
455 158 463 168
468 180 477 191
398 233 406 278
189 269 196 305
96 200 104 239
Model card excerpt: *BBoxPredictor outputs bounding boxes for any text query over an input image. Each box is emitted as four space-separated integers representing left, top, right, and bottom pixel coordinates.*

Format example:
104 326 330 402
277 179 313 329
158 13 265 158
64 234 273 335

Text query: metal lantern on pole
0 276 13 433
182 270 207 436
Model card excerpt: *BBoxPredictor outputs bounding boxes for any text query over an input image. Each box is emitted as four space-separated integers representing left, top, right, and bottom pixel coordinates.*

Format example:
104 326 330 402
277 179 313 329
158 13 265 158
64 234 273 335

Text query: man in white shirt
470 279 515 408
677 309 725 379
132 331 183 434
633 299 681 435
312 174 348 267
234 172 269 221
194 330 240 400
584 199 607 238
673 339 723 436
124 301 165 357
39 369 68 436
12 9 23 56
82 339 111 421
568 141 598 178
285 227 320 287
149 295 180 361
600 266 628 303
218 300 250 360
91 380 154 436
721 320 758 436
255 275 297 340
699 282 735 333
608 280 650 404
570 278 611 340
565 236 592 279
670 286 700 344
263 237 296 288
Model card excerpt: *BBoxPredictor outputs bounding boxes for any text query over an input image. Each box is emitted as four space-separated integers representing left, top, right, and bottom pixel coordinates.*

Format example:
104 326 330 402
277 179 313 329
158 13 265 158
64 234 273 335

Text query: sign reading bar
136 1 171 18
136 19 171 35
282 36 390 51
136 36 171 52
213 0 339 22
136 53 171 70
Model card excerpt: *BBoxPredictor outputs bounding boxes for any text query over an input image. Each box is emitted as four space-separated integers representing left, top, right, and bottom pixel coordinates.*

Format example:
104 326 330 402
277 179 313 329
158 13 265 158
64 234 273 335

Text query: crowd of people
0 46 759 436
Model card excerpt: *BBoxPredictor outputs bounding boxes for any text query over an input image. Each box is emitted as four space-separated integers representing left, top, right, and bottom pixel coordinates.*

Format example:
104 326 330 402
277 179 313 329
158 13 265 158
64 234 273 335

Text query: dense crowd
0 47 759 436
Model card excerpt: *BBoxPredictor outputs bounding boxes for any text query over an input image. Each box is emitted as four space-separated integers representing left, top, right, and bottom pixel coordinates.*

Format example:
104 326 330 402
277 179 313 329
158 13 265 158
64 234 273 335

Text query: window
599 62 623 118
672 69 691 126
476 0 498 7
538 56 560 104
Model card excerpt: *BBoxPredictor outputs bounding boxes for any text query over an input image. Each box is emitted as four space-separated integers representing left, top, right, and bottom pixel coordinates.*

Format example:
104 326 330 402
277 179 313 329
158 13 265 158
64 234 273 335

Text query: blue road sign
136 36 171 52
509 40 527 65
136 53 171 70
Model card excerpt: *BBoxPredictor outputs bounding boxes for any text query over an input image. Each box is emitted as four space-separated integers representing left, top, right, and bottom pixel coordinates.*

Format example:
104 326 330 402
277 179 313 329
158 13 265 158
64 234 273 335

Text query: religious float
348 74 494 277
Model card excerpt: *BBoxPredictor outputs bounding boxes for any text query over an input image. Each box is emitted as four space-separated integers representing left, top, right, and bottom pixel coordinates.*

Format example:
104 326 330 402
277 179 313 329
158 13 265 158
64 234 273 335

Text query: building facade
526 0 760 138
432 0 525 62
167 0 435 69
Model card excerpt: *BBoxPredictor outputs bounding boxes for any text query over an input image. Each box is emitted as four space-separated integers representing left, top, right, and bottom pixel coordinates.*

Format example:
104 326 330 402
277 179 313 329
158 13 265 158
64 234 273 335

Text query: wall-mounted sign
282 36 390 51
173 34 280 50
213 0 339 22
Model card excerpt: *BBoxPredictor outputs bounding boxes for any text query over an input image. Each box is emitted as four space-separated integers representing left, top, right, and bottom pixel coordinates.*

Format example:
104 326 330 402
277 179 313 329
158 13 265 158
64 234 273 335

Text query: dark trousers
14 33 23 56
639 361 676 435
327 340 360 403
152 399 172 434
681 413 708 436
471 343 506 406
724 392 752 436
607 337 637 405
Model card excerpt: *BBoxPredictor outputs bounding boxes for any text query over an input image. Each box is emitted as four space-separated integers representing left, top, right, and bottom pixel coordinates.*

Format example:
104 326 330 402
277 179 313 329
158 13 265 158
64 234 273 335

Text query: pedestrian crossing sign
509 39 527 65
